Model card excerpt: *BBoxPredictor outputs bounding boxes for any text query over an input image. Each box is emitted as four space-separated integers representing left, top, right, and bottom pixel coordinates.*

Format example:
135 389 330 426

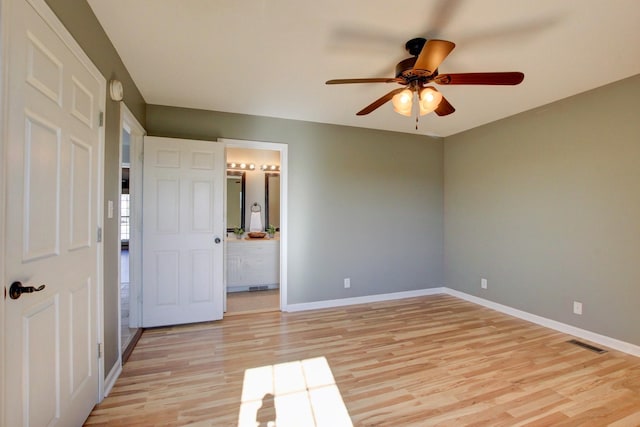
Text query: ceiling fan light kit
390 86 443 117
326 37 524 124
392 89 413 116
419 87 442 115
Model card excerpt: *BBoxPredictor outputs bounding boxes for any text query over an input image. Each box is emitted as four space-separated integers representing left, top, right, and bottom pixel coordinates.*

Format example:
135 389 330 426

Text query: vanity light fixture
260 164 280 172
227 162 256 171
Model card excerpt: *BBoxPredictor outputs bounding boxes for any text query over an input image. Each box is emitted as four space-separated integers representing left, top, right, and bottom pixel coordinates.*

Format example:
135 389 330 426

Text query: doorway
118 105 144 359
221 139 288 314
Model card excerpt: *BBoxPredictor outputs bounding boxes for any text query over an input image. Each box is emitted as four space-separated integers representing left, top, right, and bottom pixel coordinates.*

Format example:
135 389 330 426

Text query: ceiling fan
326 37 524 118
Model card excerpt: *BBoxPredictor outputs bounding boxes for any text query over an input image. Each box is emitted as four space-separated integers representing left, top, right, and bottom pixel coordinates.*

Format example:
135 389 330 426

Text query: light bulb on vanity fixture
260 164 280 172
227 162 256 171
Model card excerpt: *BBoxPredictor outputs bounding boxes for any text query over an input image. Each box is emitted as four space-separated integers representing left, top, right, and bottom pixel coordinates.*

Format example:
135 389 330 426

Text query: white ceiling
88 0 640 137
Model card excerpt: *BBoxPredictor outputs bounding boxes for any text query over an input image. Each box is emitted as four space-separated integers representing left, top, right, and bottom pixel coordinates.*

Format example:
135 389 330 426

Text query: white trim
285 288 445 312
218 138 289 312
115 112 124 364
0 0 8 420
96 102 106 403
102 360 122 398
121 103 145 332
115 103 145 372
443 288 640 358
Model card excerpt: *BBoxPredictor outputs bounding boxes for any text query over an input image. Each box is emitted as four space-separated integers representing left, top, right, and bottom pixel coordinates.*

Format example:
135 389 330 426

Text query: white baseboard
444 288 640 358
282 285 640 358
103 360 122 398
284 287 445 312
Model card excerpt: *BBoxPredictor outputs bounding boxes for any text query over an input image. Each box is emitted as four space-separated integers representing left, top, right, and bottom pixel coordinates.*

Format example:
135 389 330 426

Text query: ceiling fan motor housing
396 38 438 81
395 57 436 82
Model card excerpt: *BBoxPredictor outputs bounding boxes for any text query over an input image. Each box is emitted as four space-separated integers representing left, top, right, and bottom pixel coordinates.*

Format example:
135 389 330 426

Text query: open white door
142 136 225 327
3 0 104 425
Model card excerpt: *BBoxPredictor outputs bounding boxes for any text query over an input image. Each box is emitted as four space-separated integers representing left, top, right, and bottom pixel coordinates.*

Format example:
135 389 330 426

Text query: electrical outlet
344 278 351 289
573 301 583 315
481 278 488 289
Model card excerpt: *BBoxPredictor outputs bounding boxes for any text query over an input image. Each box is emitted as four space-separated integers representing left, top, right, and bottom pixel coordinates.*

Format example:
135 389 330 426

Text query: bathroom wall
227 148 280 233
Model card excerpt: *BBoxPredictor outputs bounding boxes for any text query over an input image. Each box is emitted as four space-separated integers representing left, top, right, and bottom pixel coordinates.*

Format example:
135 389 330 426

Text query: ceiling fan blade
356 88 406 116
413 39 455 75
435 72 524 85
435 96 455 116
326 78 402 84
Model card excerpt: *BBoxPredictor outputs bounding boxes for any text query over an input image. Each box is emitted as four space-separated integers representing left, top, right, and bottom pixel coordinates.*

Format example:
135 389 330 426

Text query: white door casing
3 0 105 425
142 136 224 327
0 0 7 421
219 138 288 311
119 105 144 335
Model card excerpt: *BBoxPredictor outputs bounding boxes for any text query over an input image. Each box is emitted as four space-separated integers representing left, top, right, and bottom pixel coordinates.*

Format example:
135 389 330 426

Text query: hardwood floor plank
85 295 640 426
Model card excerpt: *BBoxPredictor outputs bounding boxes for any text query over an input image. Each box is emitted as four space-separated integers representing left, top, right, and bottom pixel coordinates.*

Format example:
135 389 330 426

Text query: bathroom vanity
226 238 279 292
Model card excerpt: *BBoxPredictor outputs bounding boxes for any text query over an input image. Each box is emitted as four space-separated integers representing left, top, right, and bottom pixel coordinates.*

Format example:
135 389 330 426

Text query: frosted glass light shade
392 89 413 117
419 87 443 115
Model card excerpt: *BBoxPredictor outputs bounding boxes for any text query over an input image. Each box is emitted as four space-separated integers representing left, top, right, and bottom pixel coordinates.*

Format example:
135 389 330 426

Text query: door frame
219 138 289 311
117 104 145 352
1 0 106 409
0 0 7 418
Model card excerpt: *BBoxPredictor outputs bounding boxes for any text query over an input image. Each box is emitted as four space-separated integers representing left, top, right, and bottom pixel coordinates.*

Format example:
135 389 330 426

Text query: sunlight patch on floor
238 356 352 427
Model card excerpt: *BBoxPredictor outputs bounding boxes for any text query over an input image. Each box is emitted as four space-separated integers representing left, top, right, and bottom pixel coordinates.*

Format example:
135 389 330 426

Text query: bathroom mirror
264 173 280 230
227 172 245 231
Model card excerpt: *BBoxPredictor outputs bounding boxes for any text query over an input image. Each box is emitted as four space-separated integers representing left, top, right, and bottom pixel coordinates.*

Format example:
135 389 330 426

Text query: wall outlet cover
481 278 488 289
573 301 583 315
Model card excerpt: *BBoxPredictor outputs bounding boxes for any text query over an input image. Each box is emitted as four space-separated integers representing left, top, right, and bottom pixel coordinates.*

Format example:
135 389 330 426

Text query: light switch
107 200 114 219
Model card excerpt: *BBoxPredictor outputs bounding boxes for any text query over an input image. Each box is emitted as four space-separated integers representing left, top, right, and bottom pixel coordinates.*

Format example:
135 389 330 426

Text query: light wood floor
226 289 280 315
85 295 640 426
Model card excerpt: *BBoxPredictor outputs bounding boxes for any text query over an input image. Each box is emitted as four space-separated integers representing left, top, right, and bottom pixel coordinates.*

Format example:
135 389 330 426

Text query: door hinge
99 111 104 127
97 227 102 243
98 343 103 359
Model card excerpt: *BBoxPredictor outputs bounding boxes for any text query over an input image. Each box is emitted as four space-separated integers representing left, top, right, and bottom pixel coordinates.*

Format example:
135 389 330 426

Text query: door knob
214 237 221 244
9 281 46 300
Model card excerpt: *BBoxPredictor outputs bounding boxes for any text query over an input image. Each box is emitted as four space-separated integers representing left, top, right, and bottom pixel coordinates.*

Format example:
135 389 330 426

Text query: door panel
69 279 92 396
24 297 60 427
69 139 93 250
142 137 224 327
4 0 103 425
24 112 61 260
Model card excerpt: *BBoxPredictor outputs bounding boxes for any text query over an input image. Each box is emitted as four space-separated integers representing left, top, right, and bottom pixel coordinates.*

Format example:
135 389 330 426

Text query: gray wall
444 74 640 345
45 0 147 375
41 0 640 376
146 106 445 304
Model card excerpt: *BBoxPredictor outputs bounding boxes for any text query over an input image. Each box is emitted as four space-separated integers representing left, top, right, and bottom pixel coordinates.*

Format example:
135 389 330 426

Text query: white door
142 136 224 327
3 0 104 426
